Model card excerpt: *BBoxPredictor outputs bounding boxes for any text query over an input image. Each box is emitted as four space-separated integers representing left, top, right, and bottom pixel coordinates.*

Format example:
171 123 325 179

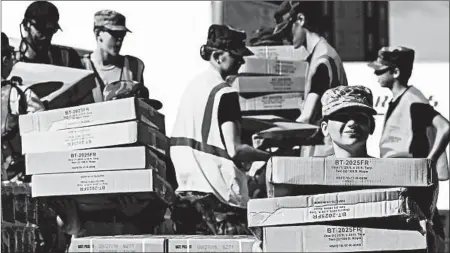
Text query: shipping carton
247 45 304 61
167 235 257 252
32 169 165 198
263 222 431 252
231 75 305 93
239 58 308 76
69 235 166 252
248 187 424 227
8 62 96 110
239 92 303 111
25 146 166 176
19 97 165 135
21 121 168 155
267 157 433 187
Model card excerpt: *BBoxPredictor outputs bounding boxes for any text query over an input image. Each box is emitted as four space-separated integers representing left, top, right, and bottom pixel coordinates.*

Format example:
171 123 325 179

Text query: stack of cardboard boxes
18 98 174 235
235 45 306 123
248 156 442 252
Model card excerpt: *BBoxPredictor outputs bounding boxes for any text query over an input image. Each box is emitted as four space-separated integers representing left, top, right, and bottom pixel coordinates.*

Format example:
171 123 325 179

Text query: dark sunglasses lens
374 67 390 76
106 30 126 38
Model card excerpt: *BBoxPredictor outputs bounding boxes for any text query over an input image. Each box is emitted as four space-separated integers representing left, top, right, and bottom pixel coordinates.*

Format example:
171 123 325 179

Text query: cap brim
103 24 132 33
142 98 163 110
326 103 378 117
367 60 388 71
230 46 254 57
273 19 291 36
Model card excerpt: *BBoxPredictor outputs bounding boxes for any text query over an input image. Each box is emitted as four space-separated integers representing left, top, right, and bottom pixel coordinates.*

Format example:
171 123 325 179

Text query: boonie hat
24 1 61 31
202 24 253 58
321 85 377 117
368 46 415 71
94 10 131 32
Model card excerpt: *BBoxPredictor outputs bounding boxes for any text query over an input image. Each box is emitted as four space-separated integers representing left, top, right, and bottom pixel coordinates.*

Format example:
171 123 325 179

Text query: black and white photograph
1 1 449 252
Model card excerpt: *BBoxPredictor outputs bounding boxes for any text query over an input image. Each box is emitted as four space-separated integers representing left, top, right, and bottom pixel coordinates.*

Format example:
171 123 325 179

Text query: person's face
291 14 307 49
97 29 126 56
27 20 58 50
321 110 372 150
2 50 14 79
218 51 245 77
374 66 397 88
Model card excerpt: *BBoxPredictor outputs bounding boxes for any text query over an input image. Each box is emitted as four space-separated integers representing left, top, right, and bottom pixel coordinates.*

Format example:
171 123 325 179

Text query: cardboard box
32 169 164 197
69 235 258 253
239 58 308 76
25 146 166 176
8 62 96 110
247 45 305 61
19 97 166 135
231 76 305 93
239 93 303 111
167 235 257 252
69 235 166 252
21 121 168 155
248 187 424 227
263 223 429 252
267 157 433 187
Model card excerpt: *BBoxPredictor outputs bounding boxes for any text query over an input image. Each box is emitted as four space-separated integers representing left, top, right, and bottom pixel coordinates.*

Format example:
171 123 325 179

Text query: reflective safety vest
299 31 348 157
15 42 83 69
81 54 145 103
170 66 249 209
380 86 448 173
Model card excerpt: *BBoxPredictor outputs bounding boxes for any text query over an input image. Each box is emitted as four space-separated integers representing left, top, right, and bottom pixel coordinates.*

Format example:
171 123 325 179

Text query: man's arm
218 93 270 166
296 64 330 123
428 113 450 180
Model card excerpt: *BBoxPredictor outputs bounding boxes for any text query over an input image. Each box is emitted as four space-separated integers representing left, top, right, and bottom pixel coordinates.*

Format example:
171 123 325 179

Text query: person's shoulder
314 37 340 60
125 55 145 67
50 44 79 54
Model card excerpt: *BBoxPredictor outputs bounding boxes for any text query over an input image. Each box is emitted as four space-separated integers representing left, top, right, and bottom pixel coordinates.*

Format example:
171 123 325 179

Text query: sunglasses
29 21 59 35
374 67 393 76
328 112 371 124
103 29 127 39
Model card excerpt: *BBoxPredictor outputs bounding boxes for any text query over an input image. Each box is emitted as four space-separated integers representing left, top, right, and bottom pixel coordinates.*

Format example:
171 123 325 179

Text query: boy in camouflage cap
320 85 377 158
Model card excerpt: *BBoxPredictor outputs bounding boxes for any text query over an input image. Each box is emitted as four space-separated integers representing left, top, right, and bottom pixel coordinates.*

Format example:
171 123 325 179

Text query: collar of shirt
206 63 226 83
390 85 411 105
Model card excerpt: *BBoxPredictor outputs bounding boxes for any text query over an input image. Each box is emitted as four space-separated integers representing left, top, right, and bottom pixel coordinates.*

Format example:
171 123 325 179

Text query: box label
308 202 351 221
77 174 108 193
65 128 94 148
324 227 365 249
270 77 296 92
330 159 378 183
63 106 93 126
68 151 99 170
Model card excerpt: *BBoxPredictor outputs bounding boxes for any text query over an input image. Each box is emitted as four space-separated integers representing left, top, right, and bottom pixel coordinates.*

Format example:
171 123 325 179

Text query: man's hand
53 198 82 236
117 195 149 217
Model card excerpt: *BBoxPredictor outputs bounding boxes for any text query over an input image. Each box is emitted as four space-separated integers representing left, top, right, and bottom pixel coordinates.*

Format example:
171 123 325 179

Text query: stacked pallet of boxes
248 156 444 252
18 97 174 237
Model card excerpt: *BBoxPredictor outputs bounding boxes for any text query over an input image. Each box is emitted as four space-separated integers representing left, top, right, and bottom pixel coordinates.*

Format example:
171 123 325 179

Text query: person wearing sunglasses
272 1 348 157
170 24 270 235
368 46 450 248
319 86 377 158
16 1 82 69
80 9 162 109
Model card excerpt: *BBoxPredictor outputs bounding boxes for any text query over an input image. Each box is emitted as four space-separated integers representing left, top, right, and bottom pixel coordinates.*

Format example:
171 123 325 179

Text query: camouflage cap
321 85 377 117
203 24 253 58
94 10 131 32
